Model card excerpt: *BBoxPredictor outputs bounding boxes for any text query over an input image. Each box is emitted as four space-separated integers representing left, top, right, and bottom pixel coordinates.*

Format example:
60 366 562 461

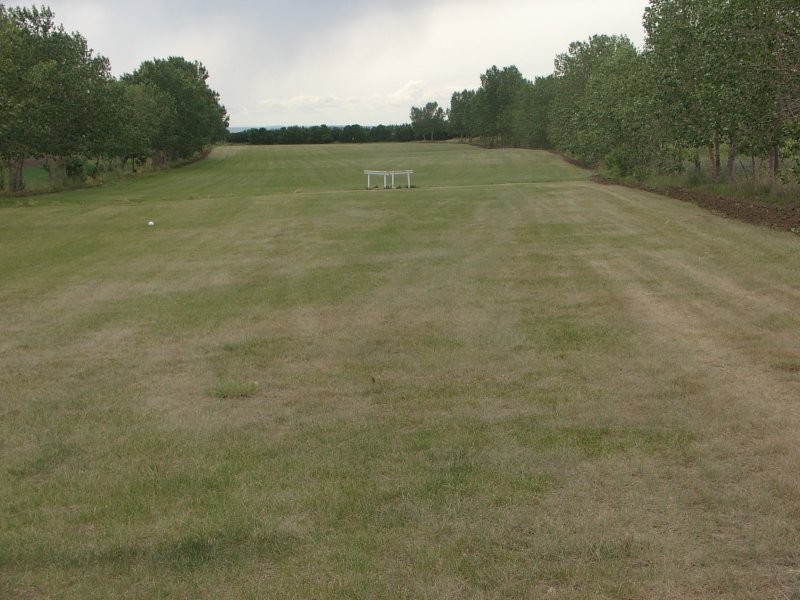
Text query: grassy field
1 143 799 599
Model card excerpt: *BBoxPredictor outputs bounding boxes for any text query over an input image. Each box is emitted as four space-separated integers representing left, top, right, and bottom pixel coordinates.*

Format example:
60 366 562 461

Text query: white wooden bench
364 170 413 189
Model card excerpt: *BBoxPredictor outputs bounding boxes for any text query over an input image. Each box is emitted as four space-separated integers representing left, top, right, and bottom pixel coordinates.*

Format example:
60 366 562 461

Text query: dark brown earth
554 151 799 232
593 175 800 233
657 185 800 232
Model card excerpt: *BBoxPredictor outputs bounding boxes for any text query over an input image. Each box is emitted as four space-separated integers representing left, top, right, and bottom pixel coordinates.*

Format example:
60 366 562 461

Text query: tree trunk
693 150 701 175
726 142 737 180
8 159 24 193
708 139 721 181
769 146 780 180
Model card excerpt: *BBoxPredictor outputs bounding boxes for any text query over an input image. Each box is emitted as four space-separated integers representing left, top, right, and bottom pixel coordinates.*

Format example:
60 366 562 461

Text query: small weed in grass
210 379 259 399
771 360 800 373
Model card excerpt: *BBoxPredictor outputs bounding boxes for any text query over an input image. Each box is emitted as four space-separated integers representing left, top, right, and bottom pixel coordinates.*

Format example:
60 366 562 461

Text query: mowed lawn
1 143 799 599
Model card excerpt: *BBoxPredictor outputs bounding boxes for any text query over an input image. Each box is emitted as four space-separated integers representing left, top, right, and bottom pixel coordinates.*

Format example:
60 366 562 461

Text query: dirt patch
593 175 800 232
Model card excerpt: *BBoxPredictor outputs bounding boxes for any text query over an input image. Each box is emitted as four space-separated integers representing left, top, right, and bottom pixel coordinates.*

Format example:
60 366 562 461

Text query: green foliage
447 89 477 140
410 101 447 141
577 42 660 177
0 4 229 193
228 124 415 145
123 57 228 162
422 2 800 183
644 0 799 179
0 5 112 190
474 65 530 146
549 35 643 166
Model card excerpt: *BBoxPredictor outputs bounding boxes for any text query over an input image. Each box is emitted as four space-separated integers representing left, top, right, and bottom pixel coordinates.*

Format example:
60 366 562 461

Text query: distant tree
448 90 477 141
391 124 413 142
247 128 275 144
308 125 333 144
341 124 368 143
369 124 391 142
410 101 447 141
228 123 419 146
279 126 306 144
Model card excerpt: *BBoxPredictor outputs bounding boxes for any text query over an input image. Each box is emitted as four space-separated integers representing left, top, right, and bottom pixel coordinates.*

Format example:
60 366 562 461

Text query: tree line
417 0 800 181
230 113 449 146
6 1 796 189
0 5 229 192
229 123 416 145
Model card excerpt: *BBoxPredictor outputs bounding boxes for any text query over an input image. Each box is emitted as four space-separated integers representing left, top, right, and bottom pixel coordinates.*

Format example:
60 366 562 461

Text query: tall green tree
527 75 557 149
645 0 729 178
0 5 111 190
575 41 658 176
473 65 529 146
110 80 177 169
341 124 368 143
448 90 476 141
644 0 797 180
733 0 800 178
0 4 25 190
124 56 228 163
549 35 635 159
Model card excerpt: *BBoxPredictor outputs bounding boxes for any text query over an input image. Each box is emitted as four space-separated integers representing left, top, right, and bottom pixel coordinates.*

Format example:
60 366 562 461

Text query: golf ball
147 221 155 226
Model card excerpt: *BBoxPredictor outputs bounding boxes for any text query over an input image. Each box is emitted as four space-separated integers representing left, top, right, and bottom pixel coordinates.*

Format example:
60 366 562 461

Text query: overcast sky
7 0 650 127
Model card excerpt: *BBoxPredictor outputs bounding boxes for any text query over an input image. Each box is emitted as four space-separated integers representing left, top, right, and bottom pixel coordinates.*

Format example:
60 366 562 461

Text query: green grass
2 143 800 598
